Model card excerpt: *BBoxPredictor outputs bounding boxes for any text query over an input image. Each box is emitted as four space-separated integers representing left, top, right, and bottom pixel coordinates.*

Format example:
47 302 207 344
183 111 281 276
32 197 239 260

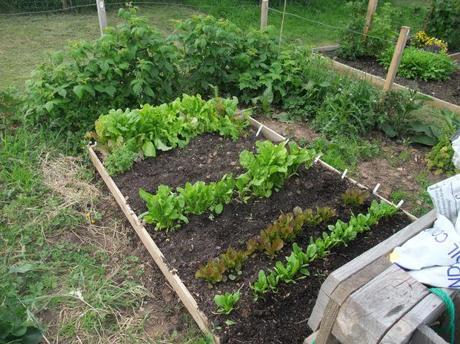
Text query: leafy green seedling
214 291 240 315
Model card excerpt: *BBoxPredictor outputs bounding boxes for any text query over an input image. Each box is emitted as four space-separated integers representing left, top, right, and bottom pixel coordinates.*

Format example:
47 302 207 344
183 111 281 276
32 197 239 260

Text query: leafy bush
338 2 398 59
174 16 279 98
426 135 457 175
0 296 42 344
379 47 456 81
424 0 460 50
375 90 423 138
24 8 181 133
313 80 380 137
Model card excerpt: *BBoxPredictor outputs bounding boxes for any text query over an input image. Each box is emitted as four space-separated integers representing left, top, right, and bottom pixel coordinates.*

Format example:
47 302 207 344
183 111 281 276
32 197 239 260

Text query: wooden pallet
307 208 458 344
88 117 419 342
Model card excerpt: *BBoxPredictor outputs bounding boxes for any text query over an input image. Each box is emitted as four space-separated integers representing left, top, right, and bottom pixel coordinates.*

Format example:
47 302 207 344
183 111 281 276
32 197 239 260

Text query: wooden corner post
383 26 410 92
261 0 269 30
363 0 378 38
96 0 107 36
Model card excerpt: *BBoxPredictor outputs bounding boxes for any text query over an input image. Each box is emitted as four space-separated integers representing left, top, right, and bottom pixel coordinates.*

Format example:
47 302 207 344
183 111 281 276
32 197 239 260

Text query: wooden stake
363 0 378 39
261 0 269 30
96 0 107 36
383 26 410 92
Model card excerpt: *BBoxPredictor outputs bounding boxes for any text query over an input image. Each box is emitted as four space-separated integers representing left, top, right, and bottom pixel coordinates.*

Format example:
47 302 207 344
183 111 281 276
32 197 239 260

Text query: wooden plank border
310 46 460 115
87 145 219 343
88 116 418 342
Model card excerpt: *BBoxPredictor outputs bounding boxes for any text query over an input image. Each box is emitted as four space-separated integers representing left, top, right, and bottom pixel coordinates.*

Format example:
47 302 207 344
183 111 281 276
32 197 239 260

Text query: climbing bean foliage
25 8 181 133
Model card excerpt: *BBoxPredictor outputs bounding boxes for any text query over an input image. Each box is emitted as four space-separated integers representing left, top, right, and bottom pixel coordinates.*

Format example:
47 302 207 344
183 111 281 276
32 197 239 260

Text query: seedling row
90 95 412 343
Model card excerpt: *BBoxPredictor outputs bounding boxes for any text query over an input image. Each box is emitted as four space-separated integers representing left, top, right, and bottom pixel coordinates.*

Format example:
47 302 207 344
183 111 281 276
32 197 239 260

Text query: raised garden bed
313 47 460 115
325 51 460 106
89 118 415 343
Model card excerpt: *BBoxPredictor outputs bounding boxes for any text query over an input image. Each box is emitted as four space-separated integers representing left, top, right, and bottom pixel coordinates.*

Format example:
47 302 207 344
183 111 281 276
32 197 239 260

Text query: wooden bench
306 209 458 344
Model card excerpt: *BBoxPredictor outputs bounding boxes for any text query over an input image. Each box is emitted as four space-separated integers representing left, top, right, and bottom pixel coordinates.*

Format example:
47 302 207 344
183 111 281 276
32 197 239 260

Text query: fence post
261 0 269 30
383 26 410 92
96 0 107 36
363 0 378 39
62 0 70 10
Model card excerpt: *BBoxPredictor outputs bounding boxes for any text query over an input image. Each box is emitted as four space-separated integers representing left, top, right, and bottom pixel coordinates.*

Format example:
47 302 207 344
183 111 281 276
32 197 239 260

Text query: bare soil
113 133 411 343
325 52 460 106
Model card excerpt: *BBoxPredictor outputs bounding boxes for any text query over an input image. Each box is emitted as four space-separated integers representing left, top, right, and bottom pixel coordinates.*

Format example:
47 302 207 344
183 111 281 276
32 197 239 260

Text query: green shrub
313 80 380 137
426 135 457 175
338 2 398 60
24 8 181 133
174 16 279 98
379 46 456 81
424 0 460 50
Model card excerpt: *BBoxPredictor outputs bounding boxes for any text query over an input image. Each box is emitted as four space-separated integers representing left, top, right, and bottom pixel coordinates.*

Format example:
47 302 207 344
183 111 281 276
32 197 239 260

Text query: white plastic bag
408 264 460 289
427 174 460 224
390 215 460 270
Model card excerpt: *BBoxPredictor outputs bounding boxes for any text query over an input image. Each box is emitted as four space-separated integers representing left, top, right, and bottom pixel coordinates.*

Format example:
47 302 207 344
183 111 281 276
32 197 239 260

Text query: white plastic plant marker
396 200 404 208
256 124 263 137
341 169 348 179
314 154 322 164
373 183 381 194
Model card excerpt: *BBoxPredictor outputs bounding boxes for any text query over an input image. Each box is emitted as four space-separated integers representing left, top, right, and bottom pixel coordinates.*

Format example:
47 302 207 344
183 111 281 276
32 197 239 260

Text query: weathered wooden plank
308 209 436 331
332 265 429 343
383 26 410 92
409 325 448 344
248 116 286 142
382 289 456 344
87 145 219 343
314 255 389 344
311 44 340 53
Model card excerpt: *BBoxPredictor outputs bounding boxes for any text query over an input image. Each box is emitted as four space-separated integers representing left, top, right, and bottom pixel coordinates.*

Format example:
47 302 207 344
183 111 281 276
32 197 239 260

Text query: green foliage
409 110 460 146
424 0 460 50
379 47 456 81
0 300 42 344
341 188 369 208
214 291 240 315
313 80 380 137
309 136 380 172
196 206 335 284
236 141 316 199
104 145 139 176
95 94 247 174
251 201 398 298
426 135 457 175
375 90 423 139
338 2 398 59
139 186 188 231
174 16 279 98
140 174 235 231
24 8 181 134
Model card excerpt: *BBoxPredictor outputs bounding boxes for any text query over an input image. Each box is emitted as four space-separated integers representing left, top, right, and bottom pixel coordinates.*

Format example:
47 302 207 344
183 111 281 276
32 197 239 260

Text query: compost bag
390 174 460 289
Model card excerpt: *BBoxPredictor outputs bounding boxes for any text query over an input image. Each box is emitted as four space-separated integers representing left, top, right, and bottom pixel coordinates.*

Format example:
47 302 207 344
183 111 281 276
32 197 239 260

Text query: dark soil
113 132 412 344
113 129 258 211
324 51 460 106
